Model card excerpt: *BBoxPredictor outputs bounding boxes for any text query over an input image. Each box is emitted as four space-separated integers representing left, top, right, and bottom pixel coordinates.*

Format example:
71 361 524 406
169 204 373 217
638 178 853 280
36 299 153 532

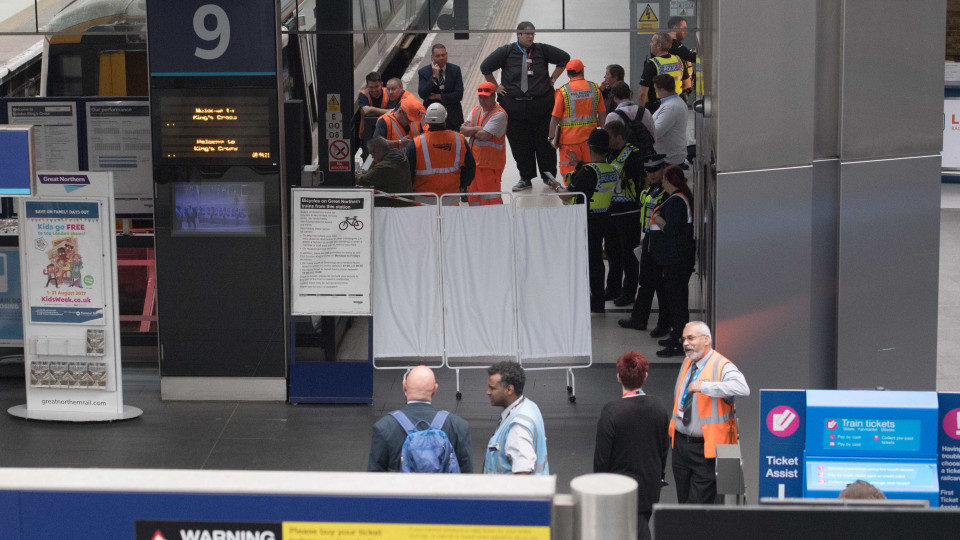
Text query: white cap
424 103 447 124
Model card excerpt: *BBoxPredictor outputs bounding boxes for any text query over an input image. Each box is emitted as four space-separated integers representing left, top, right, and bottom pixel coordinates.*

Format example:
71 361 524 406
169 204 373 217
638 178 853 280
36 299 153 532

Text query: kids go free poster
24 201 105 325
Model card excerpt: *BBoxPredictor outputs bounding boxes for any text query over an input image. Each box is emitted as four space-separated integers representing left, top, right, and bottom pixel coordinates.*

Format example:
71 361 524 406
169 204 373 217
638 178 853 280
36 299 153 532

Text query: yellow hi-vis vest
651 54 684 95
563 162 617 212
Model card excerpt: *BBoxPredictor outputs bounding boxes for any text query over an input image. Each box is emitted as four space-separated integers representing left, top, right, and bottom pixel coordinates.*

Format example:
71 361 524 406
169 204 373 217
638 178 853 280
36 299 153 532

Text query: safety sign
326 94 341 113
638 3 659 31
670 1 695 17
328 139 350 172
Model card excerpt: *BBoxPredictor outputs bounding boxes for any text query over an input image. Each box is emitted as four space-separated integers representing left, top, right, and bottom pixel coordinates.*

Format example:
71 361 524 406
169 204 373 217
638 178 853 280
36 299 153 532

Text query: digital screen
172 182 266 236
805 460 938 494
820 417 922 452
158 93 274 162
0 129 33 196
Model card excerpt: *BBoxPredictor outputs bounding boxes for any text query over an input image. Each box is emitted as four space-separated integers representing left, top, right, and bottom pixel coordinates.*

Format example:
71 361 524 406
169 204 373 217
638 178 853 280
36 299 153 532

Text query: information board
945 99 960 169
291 188 373 316
0 248 23 345
6 101 79 171
157 92 274 162
758 390 806 499
85 101 153 215
0 127 35 196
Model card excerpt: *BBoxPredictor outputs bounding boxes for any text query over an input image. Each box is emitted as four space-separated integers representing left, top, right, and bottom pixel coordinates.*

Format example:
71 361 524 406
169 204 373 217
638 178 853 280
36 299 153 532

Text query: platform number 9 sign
193 4 231 60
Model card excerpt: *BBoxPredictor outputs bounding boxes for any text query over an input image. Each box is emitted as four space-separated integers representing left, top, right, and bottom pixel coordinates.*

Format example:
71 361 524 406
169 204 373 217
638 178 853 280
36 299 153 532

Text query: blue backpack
389 410 461 473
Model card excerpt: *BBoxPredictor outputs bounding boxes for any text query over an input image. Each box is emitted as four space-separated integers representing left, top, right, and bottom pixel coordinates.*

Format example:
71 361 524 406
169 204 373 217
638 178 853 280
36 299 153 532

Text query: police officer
548 129 619 313
602 120 645 307
638 32 690 113
619 155 668 332
480 21 570 191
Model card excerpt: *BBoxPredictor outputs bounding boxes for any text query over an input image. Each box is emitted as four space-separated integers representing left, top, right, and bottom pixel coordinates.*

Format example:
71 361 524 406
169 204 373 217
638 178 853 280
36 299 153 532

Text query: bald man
367 365 474 472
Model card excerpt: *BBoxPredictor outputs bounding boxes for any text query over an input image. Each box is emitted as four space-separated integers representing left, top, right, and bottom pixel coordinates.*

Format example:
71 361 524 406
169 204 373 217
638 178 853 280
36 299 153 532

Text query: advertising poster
291 189 373 316
945 99 960 169
6 101 79 171
23 200 105 324
85 101 153 211
0 247 23 344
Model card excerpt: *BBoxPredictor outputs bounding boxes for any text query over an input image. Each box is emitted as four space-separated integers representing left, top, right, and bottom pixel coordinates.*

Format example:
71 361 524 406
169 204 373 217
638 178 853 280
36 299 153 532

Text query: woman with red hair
594 351 671 540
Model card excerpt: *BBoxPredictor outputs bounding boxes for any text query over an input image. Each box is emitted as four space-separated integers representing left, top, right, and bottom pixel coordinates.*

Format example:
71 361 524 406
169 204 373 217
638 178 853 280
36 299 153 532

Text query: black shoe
603 289 621 301
658 338 677 347
590 305 606 314
650 326 671 338
613 295 635 307
656 346 684 358
618 318 646 331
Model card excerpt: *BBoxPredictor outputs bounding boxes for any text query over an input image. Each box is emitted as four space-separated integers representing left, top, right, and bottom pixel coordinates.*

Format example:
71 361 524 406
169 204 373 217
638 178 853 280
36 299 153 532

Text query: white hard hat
424 103 447 124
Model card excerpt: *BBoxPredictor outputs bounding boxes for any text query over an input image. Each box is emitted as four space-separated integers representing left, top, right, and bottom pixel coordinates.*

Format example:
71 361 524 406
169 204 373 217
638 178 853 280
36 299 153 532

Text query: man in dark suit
367 365 473 472
417 43 464 131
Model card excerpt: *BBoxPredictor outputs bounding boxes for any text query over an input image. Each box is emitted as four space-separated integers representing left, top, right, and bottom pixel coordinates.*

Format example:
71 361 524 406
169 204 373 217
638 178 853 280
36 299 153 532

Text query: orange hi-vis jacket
554 76 602 144
381 110 423 141
668 350 739 458
469 104 507 170
361 89 389 109
413 130 468 196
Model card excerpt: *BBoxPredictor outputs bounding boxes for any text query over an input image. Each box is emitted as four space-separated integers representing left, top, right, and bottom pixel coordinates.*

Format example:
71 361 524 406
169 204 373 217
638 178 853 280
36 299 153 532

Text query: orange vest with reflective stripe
382 110 423 141
558 77 601 143
361 89 389 109
413 130 467 196
469 104 507 170
668 351 738 458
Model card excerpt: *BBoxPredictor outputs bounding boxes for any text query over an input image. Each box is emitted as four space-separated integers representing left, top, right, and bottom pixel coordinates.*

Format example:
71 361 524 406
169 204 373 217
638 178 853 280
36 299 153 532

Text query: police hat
587 128 609 153
643 153 667 172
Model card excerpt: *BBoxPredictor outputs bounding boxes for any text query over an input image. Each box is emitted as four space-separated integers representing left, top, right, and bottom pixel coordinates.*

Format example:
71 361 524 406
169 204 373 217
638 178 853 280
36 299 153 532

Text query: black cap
587 128 610 153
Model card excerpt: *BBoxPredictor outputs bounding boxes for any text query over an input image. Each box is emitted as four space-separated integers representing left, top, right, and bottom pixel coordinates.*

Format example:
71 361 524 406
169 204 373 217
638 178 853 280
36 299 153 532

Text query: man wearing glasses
480 21 570 192
668 321 749 503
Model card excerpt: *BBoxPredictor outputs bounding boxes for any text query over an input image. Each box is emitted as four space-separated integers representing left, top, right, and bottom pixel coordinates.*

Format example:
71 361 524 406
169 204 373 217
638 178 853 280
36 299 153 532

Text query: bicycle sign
338 216 363 231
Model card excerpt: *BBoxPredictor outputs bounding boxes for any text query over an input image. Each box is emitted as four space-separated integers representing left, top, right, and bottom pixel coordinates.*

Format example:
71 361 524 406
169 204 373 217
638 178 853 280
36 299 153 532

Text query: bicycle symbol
338 216 364 230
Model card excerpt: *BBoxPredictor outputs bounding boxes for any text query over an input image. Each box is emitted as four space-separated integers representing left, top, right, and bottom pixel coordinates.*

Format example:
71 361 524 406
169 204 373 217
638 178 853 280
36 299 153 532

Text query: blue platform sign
938 392 960 507
146 0 278 76
758 390 806 500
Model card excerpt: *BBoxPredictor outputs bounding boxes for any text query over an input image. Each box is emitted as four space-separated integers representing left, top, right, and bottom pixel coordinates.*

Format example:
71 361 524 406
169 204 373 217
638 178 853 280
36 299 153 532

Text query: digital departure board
157 92 275 162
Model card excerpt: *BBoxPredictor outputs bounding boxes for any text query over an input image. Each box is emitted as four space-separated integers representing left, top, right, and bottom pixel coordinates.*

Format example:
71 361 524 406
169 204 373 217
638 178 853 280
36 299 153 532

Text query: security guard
549 59 604 177
602 120 646 307
461 82 508 205
638 32 690 113
619 155 667 332
548 129 618 313
407 103 475 199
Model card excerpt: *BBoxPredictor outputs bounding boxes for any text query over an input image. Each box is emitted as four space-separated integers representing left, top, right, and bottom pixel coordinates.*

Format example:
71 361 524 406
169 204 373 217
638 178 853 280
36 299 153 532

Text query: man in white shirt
651 74 688 166
483 361 549 475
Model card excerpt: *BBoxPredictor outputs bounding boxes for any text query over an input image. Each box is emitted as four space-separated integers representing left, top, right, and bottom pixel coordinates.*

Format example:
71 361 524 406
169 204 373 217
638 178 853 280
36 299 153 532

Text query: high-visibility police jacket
586 162 619 213
638 183 666 232
651 54 685 95
381 110 423 141
668 351 739 459
484 397 550 475
556 76 602 144
469 104 507 170
413 130 469 196
610 143 640 206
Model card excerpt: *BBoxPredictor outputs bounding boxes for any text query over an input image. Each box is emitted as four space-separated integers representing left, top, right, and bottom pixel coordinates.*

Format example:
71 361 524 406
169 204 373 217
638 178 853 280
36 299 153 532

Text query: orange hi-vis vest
361 89 389 109
668 350 738 459
469 104 507 170
382 110 423 141
413 130 467 196
558 77 601 143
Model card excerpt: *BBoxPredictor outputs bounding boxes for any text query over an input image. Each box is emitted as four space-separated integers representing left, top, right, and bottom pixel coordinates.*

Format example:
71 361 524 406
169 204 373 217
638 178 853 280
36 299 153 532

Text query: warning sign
638 3 659 31
670 0 695 17
329 139 351 171
327 94 341 113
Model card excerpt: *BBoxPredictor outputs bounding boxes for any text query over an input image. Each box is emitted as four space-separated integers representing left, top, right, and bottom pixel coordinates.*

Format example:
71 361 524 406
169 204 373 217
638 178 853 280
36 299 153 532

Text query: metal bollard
569 473 638 540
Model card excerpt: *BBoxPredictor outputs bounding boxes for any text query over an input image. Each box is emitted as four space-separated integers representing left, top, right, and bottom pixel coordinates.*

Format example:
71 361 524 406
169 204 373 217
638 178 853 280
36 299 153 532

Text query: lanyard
622 390 645 398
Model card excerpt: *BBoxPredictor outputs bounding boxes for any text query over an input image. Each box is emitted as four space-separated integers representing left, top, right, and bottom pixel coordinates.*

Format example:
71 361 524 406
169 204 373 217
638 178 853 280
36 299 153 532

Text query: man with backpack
604 81 656 159
367 365 473 472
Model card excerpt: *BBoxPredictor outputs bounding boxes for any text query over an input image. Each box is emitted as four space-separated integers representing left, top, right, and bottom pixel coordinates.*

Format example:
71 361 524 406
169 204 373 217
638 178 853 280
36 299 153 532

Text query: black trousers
606 211 641 297
499 93 557 182
660 261 694 343
638 511 652 540
672 434 717 504
587 213 610 309
631 236 666 328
